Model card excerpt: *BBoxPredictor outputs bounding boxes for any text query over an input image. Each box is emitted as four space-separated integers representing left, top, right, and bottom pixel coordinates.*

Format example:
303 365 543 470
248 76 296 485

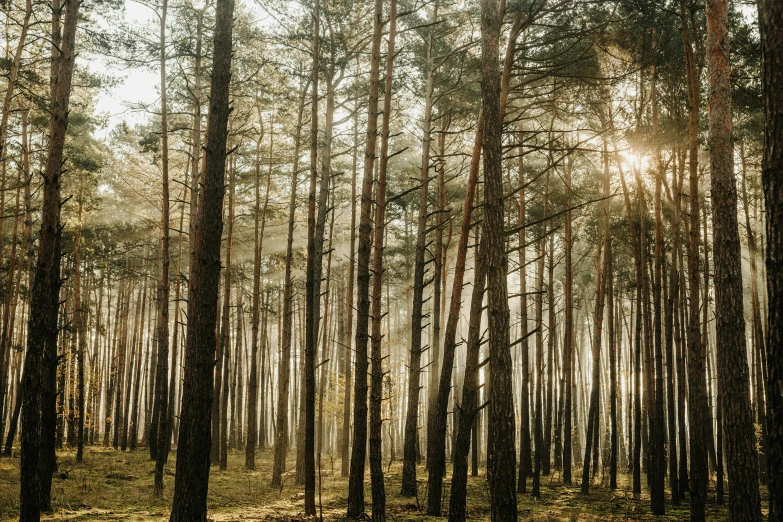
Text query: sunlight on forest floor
0 448 733 521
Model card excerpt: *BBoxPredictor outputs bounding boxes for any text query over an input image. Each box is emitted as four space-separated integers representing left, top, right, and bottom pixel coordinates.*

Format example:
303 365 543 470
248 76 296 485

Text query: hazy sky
90 0 160 127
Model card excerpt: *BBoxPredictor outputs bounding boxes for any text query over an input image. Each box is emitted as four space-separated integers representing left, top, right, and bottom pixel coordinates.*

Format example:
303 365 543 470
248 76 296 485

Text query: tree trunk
20 0 80 516
758 0 783 517
519 123 534 490
302 0 323 512
448 233 487 522
679 3 709 518
271 80 307 489
401 0 436 498
650 69 665 515
73 187 86 464
367 6 396 519
665 152 683 504
481 0 517 513
563 142 574 487
756 0 782 516
152 0 171 494
706 1 762 517
347 0 383 513
341 92 359 479
219 159 236 471
168 0 233 515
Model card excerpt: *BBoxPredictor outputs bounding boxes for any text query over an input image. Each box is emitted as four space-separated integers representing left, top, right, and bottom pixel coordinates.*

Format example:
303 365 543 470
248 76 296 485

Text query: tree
481 0 517 518
758 1 783 519
152 0 171 495
401 0 436 497
20 0 82 518
347 0 383 514
706 0 762 519
679 2 710 518
367 4 397 518
168 0 234 516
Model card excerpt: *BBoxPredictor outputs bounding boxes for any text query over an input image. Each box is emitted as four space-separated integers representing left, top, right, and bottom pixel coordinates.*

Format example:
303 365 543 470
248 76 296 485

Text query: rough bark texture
168 0 233 516
347 0 382 514
303 0 323 512
680 2 709 518
367 6 396 518
759 0 783 519
706 0 762 519
481 0 517 517
448 235 487 522
20 0 80 517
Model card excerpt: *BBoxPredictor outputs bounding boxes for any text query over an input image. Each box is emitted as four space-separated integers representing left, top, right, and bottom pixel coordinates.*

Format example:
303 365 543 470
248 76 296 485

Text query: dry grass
0 447 732 521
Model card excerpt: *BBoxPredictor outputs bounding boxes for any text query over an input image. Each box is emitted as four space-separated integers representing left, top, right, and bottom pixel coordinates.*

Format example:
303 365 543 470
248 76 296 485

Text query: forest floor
0 447 734 521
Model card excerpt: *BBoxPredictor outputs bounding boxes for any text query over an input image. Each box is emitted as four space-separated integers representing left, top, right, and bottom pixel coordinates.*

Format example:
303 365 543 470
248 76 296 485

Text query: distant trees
0 1 779 521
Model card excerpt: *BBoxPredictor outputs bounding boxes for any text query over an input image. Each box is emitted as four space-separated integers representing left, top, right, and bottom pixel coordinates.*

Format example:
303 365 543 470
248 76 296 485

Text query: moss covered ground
0 448 734 520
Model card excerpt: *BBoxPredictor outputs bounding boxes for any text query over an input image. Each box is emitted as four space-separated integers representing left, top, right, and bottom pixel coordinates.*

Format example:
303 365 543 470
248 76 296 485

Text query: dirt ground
0 447 735 520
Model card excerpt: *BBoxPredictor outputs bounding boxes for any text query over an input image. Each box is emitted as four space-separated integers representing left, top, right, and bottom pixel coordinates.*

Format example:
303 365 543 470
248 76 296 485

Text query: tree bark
481 0 517 516
706 0 762 518
20 0 81 516
168 0 233 515
303 0 323 512
401 0 437 498
680 2 709 518
152 0 171 494
368 5 396 518
758 0 783 518
347 0 382 513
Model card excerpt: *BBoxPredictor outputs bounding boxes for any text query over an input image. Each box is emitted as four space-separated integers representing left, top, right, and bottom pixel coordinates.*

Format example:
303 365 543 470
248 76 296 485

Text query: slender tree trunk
608 231 617 489
152 0 171 493
680 3 709 518
271 80 307 489
401 0 437 497
218 160 236 471
563 144 574 486
347 0 383 512
73 190 86 463
341 92 359 479
544 230 555 478
650 69 665 515
246 117 272 469
20 0 80 516
533 175 547 499
367 6 396 518
519 124 534 490
665 153 682 504
448 234 488 522
168 0 233 515
481 0 517 511
302 0 323 512
706 1 762 517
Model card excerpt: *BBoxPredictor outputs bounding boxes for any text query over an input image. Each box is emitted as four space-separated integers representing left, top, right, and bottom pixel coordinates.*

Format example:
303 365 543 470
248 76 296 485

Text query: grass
0 447 732 521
